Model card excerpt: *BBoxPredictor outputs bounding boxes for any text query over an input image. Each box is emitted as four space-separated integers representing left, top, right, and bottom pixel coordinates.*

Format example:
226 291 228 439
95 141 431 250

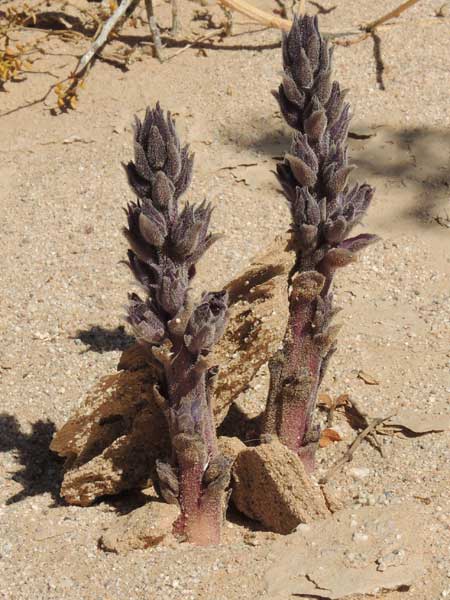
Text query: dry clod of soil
265 504 428 599
99 501 179 553
50 368 169 506
51 237 293 506
231 439 330 534
218 436 246 464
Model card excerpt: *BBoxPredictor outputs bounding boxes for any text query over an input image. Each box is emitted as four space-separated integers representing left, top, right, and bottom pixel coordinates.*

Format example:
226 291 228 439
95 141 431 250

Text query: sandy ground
0 0 449 598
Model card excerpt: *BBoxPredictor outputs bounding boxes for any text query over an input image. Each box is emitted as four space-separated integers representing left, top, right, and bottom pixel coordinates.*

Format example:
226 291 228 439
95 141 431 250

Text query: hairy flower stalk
263 16 378 470
124 104 231 545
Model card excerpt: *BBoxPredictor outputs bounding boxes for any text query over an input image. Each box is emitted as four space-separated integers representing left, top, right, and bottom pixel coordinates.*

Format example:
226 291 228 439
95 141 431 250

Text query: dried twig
345 397 384 455
218 0 292 31
166 27 226 61
319 416 391 484
363 0 421 31
73 0 139 77
218 0 423 43
217 0 359 36
144 0 163 62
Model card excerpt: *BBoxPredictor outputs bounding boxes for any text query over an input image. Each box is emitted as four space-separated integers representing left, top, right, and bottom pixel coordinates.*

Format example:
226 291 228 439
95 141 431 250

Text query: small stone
232 439 329 534
218 436 246 464
349 467 371 480
376 549 406 572
352 532 369 542
99 502 179 553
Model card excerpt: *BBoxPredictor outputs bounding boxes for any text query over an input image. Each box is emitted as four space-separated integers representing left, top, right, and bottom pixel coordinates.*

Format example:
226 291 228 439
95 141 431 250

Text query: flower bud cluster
274 16 378 266
123 104 227 355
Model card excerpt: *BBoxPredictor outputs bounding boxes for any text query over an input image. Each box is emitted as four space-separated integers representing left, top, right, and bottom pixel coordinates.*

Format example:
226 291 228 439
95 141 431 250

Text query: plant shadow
75 325 135 353
224 121 450 228
0 413 64 506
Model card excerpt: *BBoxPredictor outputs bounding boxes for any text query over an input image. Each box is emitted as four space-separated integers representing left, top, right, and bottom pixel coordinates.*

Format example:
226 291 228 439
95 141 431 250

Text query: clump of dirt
231 438 329 534
99 501 179 553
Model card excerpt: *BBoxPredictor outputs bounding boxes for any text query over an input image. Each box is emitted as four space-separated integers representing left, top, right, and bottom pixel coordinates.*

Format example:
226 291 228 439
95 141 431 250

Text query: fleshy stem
262 16 379 470
124 104 231 545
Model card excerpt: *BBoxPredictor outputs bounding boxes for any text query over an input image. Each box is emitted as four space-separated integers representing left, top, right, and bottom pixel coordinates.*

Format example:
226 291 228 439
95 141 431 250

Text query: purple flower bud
127 293 165 343
157 261 188 317
146 125 167 170
295 48 313 88
285 153 317 188
339 233 380 253
152 171 175 211
138 209 167 248
184 291 228 355
291 133 319 172
296 223 318 250
281 75 305 109
323 215 347 244
304 107 327 141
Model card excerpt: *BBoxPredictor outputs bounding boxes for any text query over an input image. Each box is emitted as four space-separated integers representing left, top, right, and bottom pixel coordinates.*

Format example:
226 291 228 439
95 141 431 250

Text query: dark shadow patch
103 489 156 516
218 403 263 444
75 325 134 353
226 502 267 531
0 413 63 505
223 122 450 227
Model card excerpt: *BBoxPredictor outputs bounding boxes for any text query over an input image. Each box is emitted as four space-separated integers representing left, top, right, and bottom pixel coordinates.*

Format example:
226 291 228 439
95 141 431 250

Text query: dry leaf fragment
357 370 379 385
319 393 349 409
318 393 333 407
319 428 342 447
335 393 350 407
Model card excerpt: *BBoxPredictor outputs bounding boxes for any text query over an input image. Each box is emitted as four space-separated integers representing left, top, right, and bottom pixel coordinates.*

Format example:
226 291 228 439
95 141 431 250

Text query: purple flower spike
123 104 231 546
263 16 378 470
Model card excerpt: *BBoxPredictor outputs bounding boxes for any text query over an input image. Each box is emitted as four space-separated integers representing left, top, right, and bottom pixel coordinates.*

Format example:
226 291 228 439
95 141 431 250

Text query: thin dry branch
218 0 292 31
319 416 391 485
363 0 421 31
73 0 139 77
166 27 226 61
218 0 363 38
218 0 423 42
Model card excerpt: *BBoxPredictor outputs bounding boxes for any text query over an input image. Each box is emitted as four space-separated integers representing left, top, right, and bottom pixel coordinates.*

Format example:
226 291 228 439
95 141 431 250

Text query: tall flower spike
124 104 231 546
263 16 379 470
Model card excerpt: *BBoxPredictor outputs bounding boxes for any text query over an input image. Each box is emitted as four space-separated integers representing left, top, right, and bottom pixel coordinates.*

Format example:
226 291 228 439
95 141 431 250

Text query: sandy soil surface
0 0 449 598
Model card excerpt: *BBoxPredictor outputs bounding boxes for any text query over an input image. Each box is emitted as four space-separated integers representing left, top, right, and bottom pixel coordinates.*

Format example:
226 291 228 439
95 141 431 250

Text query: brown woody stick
218 0 292 31
363 0 421 31
319 416 391 485
218 0 422 39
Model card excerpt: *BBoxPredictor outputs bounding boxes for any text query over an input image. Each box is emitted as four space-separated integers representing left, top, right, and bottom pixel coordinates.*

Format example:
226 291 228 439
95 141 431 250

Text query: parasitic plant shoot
124 104 231 545
263 16 378 471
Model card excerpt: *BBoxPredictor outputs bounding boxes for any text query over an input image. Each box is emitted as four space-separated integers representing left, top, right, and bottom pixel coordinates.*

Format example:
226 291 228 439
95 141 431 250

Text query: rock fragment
50 369 169 506
231 439 329 534
218 436 246 465
99 502 179 553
